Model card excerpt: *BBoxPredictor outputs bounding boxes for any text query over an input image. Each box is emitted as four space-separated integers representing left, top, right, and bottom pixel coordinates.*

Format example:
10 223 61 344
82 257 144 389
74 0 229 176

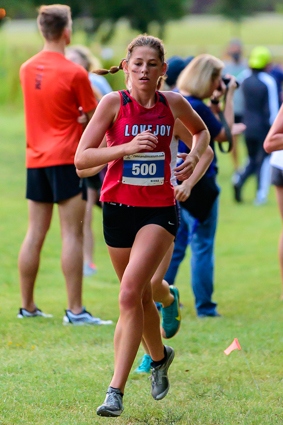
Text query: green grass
1 107 283 423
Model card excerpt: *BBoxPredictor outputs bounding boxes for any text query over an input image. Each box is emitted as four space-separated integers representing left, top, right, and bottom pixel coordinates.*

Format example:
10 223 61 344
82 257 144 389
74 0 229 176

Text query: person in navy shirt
165 54 245 317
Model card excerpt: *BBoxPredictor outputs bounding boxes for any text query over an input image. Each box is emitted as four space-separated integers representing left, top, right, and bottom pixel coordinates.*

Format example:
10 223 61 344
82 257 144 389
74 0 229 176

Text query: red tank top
100 90 175 207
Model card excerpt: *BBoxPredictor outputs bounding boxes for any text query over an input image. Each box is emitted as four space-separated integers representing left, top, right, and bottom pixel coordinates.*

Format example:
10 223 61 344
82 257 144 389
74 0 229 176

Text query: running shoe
97 387 124 417
63 307 113 325
161 286 181 339
17 307 53 319
133 354 152 374
83 262 97 277
155 302 162 312
233 183 242 203
198 312 222 318
151 345 175 400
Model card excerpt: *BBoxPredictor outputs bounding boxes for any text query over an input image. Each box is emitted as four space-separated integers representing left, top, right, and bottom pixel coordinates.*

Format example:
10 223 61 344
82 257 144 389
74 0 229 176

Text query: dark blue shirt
242 70 278 142
178 95 222 175
269 65 283 104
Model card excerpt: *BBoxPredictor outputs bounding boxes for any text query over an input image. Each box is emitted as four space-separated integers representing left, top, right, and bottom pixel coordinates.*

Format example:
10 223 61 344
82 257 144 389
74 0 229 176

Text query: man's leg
18 200 53 311
184 199 218 317
233 138 258 202
58 193 85 314
83 187 99 275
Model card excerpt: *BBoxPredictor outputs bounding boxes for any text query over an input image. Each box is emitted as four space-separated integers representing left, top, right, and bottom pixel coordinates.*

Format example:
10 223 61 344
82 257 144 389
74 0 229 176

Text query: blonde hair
66 45 102 72
94 34 165 76
37 4 71 41
177 54 224 99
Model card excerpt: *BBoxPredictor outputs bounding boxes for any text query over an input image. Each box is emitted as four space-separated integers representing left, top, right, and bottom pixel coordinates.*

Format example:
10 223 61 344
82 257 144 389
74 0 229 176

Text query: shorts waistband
106 202 133 207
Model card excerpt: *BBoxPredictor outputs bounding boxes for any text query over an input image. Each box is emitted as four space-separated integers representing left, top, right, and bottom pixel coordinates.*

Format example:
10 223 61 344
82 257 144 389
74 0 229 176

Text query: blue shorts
26 164 87 203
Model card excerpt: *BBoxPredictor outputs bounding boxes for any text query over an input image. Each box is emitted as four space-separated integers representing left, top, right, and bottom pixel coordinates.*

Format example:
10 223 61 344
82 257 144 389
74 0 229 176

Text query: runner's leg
108 224 174 393
151 242 175 306
18 200 53 311
164 211 188 285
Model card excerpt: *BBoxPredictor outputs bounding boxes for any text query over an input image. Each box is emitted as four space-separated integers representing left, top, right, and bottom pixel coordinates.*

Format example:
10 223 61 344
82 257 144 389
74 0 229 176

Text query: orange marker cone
224 338 241 355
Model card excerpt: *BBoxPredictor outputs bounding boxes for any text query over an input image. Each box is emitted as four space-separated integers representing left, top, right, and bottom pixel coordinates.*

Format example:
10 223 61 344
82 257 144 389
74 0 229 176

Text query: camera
222 77 240 89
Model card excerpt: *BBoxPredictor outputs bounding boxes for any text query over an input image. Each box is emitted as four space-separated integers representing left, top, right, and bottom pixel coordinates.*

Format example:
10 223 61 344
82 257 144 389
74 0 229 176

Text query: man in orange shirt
18 4 112 325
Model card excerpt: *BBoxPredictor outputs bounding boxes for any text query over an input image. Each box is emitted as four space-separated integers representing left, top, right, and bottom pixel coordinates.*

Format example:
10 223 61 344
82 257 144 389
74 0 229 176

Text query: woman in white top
264 103 283 299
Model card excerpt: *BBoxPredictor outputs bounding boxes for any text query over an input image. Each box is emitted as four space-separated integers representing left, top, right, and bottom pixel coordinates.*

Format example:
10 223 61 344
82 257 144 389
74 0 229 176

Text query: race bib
122 152 165 186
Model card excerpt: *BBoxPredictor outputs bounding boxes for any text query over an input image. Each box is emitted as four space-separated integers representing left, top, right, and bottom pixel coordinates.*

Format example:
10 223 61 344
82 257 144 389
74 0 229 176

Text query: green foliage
4 0 37 19
212 0 271 22
29 0 186 40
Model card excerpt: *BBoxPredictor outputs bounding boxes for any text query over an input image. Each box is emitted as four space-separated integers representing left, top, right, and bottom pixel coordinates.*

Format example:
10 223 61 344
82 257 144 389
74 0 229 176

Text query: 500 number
132 163 157 176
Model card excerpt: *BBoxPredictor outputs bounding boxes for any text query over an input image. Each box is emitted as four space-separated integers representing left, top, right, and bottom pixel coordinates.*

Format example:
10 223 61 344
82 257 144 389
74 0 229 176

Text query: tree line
2 0 280 40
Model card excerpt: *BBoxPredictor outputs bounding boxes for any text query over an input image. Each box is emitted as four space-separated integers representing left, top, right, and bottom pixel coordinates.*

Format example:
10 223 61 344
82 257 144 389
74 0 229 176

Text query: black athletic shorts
86 174 102 191
271 165 283 186
103 202 178 248
26 164 87 203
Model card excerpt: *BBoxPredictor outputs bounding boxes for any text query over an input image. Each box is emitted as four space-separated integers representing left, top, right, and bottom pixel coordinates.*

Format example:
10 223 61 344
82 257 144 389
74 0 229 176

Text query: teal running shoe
161 286 181 339
134 354 152 374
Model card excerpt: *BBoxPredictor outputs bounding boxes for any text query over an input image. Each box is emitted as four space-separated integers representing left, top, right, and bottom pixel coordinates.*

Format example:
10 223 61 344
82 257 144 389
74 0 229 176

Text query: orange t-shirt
20 51 97 168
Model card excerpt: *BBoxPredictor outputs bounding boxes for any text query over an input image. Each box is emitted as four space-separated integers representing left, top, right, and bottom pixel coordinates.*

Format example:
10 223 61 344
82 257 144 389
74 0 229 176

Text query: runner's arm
76 138 107 177
165 92 210 179
75 93 158 170
264 104 283 153
173 119 213 182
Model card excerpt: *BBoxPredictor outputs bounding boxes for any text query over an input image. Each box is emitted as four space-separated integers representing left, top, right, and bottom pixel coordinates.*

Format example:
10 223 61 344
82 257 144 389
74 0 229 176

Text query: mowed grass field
0 99 283 425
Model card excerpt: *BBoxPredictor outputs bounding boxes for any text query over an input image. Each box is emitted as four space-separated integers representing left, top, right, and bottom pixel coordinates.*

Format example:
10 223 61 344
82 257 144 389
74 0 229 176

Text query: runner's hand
174 153 198 181
124 130 158 155
174 183 192 202
77 106 88 124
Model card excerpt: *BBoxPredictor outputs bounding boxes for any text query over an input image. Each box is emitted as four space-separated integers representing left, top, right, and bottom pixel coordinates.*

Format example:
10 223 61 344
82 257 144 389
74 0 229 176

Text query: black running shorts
103 202 178 248
271 165 283 187
86 174 102 191
26 164 87 203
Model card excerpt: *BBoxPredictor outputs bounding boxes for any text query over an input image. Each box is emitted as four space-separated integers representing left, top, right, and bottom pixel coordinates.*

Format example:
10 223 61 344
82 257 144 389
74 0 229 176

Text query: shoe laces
106 390 121 406
150 367 163 385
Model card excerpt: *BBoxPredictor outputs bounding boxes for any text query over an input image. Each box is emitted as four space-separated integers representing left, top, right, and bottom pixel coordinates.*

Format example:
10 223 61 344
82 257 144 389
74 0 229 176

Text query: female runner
75 35 210 417
264 104 283 299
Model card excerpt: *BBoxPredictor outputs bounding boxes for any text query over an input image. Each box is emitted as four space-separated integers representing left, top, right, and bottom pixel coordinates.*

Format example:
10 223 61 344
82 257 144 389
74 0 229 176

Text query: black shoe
151 345 175 400
97 387 124 417
233 184 242 203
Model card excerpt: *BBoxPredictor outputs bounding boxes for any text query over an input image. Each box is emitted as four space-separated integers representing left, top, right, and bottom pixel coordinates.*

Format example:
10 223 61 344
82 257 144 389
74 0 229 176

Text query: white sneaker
17 307 53 319
83 262 97 277
63 307 113 325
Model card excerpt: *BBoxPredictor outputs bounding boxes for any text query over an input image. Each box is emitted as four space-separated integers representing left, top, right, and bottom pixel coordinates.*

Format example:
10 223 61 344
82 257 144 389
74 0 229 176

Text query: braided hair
93 34 165 76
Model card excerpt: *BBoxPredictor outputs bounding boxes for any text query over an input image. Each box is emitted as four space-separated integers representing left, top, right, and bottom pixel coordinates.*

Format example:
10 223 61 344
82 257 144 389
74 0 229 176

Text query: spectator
233 46 279 205
264 103 283 299
223 39 248 173
66 45 112 277
18 4 112 325
164 54 244 317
